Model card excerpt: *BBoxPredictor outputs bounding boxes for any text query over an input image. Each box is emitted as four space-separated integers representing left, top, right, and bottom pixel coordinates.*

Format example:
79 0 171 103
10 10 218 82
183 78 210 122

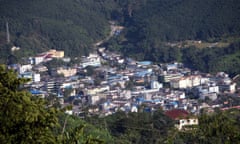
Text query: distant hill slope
110 0 240 51
120 0 240 41
106 0 240 75
1 0 240 67
0 0 119 60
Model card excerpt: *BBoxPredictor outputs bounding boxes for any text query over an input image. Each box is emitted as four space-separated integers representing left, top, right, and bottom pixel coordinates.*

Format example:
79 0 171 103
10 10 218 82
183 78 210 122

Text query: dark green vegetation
174 109 240 144
108 0 240 49
106 0 240 76
182 41 240 77
0 65 57 143
0 65 112 143
1 0 240 75
85 109 240 144
119 0 240 41
0 64 240 143
86 110 175 143
0 0 119 60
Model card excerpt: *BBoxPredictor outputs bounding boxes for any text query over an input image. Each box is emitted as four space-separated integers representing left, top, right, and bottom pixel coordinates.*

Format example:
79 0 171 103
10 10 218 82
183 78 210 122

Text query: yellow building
48 49 64 58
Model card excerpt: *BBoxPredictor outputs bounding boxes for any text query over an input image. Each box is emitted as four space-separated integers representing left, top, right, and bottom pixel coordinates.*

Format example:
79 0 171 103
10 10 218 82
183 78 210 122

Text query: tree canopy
0 0 120 60
0 65 59 143
1 0 240 63
0 65 112 143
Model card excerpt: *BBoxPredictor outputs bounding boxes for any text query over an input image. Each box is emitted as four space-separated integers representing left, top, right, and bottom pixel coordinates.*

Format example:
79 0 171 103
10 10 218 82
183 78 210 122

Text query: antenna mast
6 22 10 43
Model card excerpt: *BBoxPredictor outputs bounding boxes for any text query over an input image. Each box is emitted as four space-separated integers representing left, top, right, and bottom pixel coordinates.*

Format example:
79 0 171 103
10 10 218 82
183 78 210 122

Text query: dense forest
0 0 120 60
105 0 240 76
0 65 113 143
87 109 240 144
1 0 240 75
118 0 240 41
182 42 240 76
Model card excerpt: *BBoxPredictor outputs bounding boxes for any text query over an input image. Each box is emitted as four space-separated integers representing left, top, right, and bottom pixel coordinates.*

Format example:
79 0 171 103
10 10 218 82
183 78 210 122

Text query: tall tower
6 22 10 43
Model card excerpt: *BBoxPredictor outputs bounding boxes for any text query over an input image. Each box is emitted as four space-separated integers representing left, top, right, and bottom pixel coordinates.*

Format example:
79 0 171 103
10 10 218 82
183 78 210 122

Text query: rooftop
165 109 189 120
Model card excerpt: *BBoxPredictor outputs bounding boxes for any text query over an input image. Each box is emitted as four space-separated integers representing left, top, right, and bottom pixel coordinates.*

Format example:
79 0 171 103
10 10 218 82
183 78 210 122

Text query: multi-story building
159 73 184 83
170 75 201 89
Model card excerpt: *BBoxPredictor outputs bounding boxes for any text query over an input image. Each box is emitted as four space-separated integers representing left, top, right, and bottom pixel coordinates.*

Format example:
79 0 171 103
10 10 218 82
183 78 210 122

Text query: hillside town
8 46 240 122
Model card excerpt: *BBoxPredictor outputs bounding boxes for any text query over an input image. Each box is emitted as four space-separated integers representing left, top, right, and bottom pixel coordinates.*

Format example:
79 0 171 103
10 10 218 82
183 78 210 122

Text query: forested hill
120 0 240 42
0 0 240 65
110 0 240 53
107 0 240 76
0 0 119 59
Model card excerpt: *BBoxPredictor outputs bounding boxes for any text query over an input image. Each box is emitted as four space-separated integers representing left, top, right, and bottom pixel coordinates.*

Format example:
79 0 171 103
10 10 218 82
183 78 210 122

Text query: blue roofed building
30 90 46 98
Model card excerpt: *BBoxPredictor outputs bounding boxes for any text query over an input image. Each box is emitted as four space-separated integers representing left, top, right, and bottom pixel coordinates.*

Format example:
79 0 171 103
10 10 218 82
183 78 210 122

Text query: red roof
37 53 47 57
45 54 53 59
165 109 189 120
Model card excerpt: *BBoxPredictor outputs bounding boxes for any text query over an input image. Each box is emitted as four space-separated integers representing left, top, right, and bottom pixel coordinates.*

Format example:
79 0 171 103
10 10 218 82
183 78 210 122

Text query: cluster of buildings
9 47 239 130
30 49 65 65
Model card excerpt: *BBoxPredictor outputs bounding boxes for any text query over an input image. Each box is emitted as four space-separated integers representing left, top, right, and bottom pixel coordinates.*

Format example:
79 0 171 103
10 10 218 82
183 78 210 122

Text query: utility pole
6 22 10 43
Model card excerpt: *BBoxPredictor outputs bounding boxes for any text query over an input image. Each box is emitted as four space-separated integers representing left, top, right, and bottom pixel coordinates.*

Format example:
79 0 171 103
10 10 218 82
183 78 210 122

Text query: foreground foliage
173 109 240 144
86 108 240 144
86 110 175 144
0 65 111 143
0 65 58 143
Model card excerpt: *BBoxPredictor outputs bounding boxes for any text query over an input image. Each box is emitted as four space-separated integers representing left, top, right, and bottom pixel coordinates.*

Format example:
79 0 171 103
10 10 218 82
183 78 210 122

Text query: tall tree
0 65 59 143
0 64 109 143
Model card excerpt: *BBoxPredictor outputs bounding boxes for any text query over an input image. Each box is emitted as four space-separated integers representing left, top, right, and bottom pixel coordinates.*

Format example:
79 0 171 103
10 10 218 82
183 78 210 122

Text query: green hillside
106 0 240 75
108 0 240 52
0 0 119 60
1 0 240 75
118 0 240 40
182 41 240 76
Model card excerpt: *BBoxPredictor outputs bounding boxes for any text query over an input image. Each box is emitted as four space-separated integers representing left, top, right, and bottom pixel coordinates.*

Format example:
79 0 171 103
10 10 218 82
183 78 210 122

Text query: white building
86 85 110 95
19 64 32 74
192 75 201 86
131 105 138 112
208 85 219 93
166 63 178 71
165 109 198 130
19 72 41 83
177 118 199 130
219 83 237 93
65 110 73 115
57 67 77 77
81 53 101 68
150 81 163 89
88 95 100 105
19 71 32 78
32 73 41 82
34 56 44 65
161 73 184 83
170 75 201 89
